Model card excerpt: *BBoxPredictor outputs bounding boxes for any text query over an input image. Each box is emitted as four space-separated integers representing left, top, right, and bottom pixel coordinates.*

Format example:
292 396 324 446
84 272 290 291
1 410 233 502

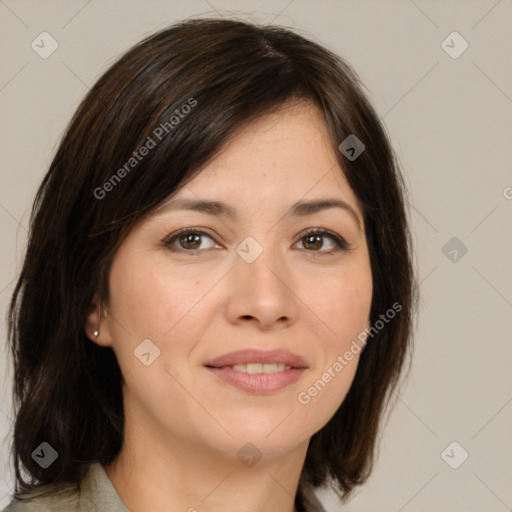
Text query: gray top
2 463 129 512
2 463 327 511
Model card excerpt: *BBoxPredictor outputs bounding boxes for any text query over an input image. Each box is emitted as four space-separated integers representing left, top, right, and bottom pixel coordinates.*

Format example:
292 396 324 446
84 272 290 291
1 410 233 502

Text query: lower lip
205 366 306 394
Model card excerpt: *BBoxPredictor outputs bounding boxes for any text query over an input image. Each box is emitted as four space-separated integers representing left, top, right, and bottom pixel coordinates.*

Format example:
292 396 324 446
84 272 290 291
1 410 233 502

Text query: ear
84 293 112 347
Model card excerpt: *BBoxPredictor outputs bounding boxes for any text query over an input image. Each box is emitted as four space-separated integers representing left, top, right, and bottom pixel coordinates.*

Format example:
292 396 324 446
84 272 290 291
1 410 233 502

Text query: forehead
171 102 361 213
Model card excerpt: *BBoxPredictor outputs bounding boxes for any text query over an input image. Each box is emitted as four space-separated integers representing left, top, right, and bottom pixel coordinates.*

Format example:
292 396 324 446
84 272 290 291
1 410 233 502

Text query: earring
93 330 99 337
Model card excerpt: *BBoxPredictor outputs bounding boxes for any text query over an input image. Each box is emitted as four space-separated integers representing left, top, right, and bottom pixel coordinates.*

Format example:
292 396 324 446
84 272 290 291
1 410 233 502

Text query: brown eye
302 234 324 250
164 229 217 252
164 227 349 256
295 229 348 255
178 232 202 250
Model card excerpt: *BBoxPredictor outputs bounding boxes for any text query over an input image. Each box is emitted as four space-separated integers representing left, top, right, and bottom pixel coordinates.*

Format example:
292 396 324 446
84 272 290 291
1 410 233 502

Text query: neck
103 399 309 512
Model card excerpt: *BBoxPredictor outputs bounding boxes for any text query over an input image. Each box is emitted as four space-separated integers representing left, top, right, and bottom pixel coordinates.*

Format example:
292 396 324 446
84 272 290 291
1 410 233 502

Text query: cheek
313 264 373 350
294 354 359 442
108 263 163 335
293 265 371 426
108 254 211 338
106 255 228 384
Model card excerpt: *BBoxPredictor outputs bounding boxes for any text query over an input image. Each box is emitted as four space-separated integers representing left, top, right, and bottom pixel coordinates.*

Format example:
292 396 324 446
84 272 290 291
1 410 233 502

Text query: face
88 101 373 462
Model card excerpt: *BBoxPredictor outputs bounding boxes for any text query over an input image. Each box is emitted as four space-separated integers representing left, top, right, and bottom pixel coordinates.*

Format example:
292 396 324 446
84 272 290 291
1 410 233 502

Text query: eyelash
163 227 350 256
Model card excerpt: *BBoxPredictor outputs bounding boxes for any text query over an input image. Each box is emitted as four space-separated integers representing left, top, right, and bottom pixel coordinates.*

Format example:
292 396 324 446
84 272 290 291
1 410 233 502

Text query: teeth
230 363 292 373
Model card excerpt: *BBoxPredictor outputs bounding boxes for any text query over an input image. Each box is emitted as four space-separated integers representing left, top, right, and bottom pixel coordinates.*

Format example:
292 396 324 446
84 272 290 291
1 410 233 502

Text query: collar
79 463 130 512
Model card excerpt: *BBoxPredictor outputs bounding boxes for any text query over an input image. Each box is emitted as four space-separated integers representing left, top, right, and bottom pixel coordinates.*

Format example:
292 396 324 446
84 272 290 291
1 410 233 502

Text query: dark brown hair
6 17 417 509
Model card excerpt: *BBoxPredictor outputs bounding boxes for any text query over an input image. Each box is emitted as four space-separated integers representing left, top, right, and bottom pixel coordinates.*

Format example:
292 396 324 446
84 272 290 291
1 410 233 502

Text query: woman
3 17 417 512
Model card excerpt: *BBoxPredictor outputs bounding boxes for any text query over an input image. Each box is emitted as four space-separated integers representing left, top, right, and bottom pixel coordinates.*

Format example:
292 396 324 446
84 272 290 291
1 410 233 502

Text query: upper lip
205 349 308 369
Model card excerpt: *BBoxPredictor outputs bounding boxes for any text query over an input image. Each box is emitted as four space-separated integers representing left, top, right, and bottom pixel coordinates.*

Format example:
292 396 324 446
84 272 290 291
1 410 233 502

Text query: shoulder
1 462 128 512
1 486 79 512
300 481 328 512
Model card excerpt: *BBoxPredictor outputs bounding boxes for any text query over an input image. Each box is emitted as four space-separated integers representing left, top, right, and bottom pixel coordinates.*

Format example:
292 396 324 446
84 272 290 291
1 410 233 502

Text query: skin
85 101 373 512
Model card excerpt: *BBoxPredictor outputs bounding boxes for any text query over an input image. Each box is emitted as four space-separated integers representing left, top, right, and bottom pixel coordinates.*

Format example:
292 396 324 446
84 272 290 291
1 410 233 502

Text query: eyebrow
157 197 362 232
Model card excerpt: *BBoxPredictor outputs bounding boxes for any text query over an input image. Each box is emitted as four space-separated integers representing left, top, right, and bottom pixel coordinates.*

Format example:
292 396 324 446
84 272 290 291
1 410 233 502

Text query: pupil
305 235 322 250
182 233 200 249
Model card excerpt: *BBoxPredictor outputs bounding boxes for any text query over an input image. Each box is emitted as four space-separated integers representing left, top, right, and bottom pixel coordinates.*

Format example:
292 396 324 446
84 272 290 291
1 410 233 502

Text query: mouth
204 349 308 394
210 362 294 373
204 348 308 369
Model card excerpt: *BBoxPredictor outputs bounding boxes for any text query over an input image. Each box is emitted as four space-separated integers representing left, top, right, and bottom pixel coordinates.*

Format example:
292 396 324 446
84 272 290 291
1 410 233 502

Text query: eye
293 228 348 255
163 227 350 255
164 228 219 252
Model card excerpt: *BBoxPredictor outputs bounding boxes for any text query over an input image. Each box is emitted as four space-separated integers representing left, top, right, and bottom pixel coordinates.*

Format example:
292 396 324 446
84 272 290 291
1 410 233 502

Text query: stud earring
93 330 99 337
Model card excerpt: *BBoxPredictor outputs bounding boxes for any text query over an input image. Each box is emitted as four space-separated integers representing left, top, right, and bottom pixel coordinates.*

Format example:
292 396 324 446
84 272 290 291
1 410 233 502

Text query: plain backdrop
1 1 511 511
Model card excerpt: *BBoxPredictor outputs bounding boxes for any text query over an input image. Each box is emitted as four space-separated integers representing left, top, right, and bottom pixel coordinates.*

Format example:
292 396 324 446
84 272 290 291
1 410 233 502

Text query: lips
204 348 308 369
206 366 306 394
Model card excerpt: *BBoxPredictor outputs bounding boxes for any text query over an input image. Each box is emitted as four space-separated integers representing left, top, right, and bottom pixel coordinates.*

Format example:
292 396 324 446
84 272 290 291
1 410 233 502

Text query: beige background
1 1 511 511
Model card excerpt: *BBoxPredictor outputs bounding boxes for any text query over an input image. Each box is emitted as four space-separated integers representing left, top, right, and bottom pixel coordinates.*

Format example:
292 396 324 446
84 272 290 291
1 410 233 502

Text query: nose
223 240 299 330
